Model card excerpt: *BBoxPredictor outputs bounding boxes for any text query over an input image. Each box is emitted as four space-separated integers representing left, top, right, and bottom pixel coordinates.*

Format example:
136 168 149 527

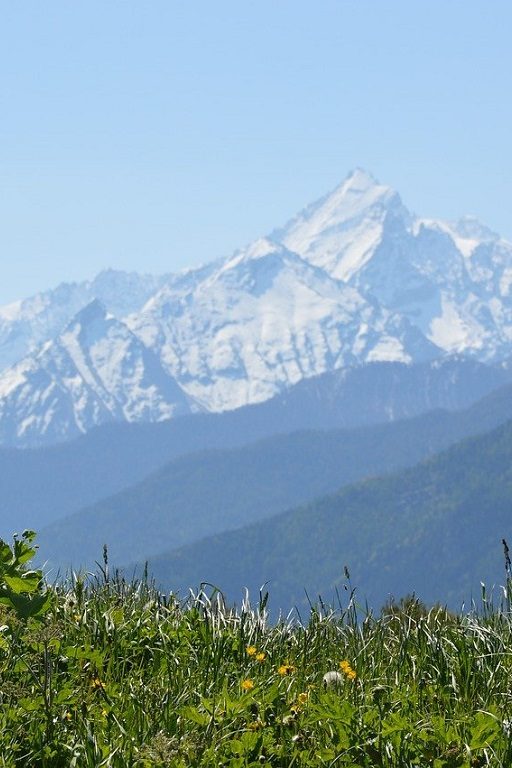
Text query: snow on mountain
273 168 411 282
274 169 512 360
126 169 512 413
0 300 192 447
2 168 512 444
129 238 438 411
0 269 170 373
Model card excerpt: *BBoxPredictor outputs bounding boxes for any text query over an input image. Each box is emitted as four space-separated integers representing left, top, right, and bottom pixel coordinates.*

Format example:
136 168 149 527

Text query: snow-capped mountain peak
214 237 283 279
128 232 439 412
235 236 279 262
2 169 512 446
268 171 512 362
335 167 388 198
0 300 192 446
0 270 172 374
274 169 408 282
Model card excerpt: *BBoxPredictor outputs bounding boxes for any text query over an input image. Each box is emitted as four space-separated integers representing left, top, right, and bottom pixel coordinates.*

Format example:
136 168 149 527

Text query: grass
2 537 512 765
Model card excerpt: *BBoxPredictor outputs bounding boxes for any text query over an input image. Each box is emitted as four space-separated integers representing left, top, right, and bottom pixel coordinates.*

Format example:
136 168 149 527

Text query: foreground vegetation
2 534 512 766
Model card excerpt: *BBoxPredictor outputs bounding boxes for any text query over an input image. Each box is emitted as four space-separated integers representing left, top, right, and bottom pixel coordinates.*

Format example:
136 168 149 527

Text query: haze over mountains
4 168 512 613
1 356 510 540
2 169 512 447
137 416 512 615
35 372 512 573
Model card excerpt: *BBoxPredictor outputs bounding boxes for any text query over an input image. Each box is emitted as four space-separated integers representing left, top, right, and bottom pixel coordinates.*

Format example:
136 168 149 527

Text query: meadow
1 532 512 766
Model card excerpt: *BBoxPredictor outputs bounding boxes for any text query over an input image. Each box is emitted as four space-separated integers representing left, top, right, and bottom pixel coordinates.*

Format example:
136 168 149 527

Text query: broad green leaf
179 706 210 726
3 573 40 594
0 590 52 619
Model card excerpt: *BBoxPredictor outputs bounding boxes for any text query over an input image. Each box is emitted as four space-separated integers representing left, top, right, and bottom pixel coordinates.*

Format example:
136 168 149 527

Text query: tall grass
2 542 512 765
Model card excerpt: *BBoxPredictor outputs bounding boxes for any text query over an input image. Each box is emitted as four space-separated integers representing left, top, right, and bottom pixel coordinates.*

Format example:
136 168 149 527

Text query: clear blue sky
1 1 511 304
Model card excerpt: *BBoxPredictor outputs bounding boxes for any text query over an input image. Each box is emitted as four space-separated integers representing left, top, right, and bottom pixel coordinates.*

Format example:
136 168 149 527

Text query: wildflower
256 652 266 663
278 662 296 676
339 660 357 680
91 677 104 690
246 645 257 656
290 692 309 714
241 679 255 692
63 594 76 613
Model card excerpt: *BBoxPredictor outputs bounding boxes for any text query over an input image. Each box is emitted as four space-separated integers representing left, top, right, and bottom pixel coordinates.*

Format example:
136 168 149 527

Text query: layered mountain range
34 374 512 574
2 169 512 447
132 416 512 614
1 355 508 540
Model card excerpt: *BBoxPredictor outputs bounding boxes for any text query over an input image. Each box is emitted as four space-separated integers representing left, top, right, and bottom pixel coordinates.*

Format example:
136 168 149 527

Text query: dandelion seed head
322 671 343 687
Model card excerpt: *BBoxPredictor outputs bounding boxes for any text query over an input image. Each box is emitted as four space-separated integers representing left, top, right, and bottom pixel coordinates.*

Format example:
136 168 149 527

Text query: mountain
120 170 512 411
235 356 512 429
128 238 438 411
0 300 191 446
0 269 169 374
2 356 509 537
3 169 512 443
273 168 409 282
36 363 512 571
128 418 512 615
275 169 512 360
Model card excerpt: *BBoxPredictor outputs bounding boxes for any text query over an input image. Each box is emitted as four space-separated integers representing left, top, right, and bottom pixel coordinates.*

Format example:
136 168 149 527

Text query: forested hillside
134 418 512 614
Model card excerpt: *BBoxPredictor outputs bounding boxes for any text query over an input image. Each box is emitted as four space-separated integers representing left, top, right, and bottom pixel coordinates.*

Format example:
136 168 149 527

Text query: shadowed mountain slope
38 376 512 572
128 418 512 615
3 357 508 538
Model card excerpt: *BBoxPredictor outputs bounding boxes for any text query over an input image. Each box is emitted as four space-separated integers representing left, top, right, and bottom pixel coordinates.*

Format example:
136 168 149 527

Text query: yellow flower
256 652 266 663
339 660 357 679
246 645 257 656
290 691 309 714
241 679 255 691
278 662 296 676
247 719 264 731
91 677 103 690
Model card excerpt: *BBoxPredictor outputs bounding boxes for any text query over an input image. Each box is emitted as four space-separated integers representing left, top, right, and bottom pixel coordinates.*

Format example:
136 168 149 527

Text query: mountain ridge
0 299 192 446
35 361 512 571
3 169 512 444
124 417 512 615
2 356 510 536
